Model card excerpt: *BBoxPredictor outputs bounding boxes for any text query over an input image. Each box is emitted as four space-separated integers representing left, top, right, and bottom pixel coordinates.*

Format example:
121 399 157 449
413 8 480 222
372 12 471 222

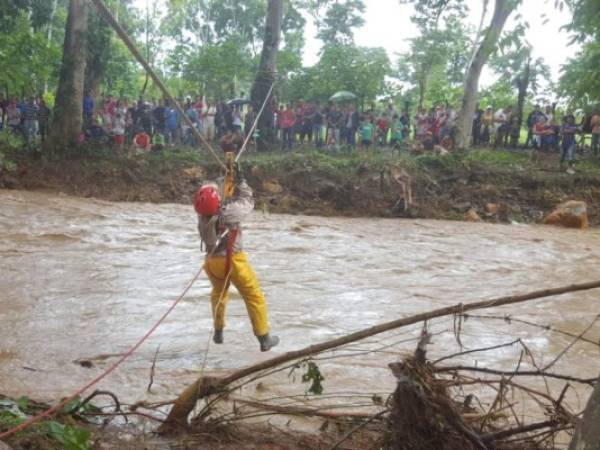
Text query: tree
454 0 519 148
250 0 283 149
287 45 390 106
303 0 365 46
45 0 88 151
490 24 550 146
397 14 471 108
559 0 600 106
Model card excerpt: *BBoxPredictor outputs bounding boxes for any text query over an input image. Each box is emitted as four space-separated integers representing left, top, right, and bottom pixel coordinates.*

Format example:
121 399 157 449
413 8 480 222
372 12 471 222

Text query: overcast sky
133 0 578 87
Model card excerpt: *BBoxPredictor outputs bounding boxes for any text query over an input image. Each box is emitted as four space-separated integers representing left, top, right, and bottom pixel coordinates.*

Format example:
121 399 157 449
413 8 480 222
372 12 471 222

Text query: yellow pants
204 252 270 337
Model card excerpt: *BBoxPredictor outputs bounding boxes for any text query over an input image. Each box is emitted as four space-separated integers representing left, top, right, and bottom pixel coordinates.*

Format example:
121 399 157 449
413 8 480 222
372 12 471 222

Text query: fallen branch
434 365 596 385
233 398 379 420
160 280 600 432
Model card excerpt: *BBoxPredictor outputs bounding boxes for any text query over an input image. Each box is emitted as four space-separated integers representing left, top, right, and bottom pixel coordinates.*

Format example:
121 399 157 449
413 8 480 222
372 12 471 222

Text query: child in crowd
113 113 126 149
390 114 404 150
152 132 165 152
376 113 388 146
360 117 374 149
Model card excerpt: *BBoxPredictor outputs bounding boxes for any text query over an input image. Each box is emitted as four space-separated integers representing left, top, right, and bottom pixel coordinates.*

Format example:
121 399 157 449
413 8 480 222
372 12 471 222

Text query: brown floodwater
1 189 599 424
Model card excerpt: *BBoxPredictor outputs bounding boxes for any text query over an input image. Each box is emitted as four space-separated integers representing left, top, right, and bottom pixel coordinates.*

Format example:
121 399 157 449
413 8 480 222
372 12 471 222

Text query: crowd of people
2 90 599 168
274 101 410 151
0 94 52 147
471 103 600 168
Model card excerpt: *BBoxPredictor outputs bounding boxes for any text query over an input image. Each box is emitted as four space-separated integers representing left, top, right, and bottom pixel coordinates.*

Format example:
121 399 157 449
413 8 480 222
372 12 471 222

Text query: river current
1 189 599 419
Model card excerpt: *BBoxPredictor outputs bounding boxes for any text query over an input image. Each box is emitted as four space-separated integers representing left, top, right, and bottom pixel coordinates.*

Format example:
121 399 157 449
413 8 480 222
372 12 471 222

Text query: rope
236 80 277 163
0 265 206 440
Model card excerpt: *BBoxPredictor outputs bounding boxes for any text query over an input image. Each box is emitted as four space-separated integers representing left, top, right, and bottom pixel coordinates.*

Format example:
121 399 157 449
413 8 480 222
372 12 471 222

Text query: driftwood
159 280 600 432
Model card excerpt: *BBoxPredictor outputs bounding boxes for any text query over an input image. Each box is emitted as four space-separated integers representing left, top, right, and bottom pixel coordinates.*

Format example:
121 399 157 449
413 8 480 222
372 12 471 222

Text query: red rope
0 266 205 440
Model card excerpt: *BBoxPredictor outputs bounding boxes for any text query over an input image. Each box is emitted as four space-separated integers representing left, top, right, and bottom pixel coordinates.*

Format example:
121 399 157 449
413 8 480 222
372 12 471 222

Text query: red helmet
194 185 221 216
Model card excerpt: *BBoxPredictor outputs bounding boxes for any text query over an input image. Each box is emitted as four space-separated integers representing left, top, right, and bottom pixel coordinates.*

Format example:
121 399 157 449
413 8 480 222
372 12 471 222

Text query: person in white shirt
204 102 217 141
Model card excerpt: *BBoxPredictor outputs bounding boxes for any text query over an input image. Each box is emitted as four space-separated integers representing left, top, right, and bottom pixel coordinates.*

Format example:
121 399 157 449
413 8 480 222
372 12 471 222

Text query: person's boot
257 333 279 352
213 329 224 344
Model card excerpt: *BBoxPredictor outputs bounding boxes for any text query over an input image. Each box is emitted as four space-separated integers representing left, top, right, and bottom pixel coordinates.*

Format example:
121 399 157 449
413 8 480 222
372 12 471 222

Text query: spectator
472 103 484 146
37 99 51 143
493 106 511 148
591 109 600 156
560 114 580 170
525 105 545 149
391 114 404 149
164 101 179 145
22 96 38 147
232 107 243 132
153 100 166 136
312 102 324 148
7 98 21 135
345 104 359 150
280 103 296 151
113 113 126 149
376 112 389 146
360 116 375 150
326 104 342 151
480 106 493 146
83 91 95 128
204 101 217 141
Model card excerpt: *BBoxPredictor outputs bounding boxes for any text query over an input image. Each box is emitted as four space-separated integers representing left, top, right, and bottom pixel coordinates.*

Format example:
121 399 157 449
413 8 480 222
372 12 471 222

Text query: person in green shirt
391 114 404 150
360 118 375 150
152 132 165 151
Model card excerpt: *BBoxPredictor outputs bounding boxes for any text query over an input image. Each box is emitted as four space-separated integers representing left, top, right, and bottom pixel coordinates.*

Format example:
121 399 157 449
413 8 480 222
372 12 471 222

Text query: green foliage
44 421 91 450
287 44 391 104
301 361 325 395
0 10 62 95
395 8 471 108
0 396 91 450
559 0 600 105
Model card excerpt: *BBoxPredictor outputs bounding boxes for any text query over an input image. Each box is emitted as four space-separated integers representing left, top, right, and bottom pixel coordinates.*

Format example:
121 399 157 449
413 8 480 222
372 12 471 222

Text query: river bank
2 145 600 225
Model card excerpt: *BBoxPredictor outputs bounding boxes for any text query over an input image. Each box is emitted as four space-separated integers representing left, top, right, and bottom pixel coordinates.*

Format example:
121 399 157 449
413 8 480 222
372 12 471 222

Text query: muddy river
1 189 599 419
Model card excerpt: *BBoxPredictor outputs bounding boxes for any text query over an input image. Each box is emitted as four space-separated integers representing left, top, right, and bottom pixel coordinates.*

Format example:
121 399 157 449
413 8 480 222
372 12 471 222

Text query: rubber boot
257 333 279 352
213 329 224 344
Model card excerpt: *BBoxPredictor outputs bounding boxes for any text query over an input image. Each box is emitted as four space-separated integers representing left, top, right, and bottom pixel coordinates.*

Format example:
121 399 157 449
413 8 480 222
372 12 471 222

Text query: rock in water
543 200 589 229
485 203 499 215
464 208 482 222
262 179 283 194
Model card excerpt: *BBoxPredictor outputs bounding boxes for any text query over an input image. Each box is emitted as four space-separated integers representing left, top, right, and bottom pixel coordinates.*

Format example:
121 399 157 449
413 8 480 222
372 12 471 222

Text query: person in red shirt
376 113 389 146
133 130 151 153
280 104 296 151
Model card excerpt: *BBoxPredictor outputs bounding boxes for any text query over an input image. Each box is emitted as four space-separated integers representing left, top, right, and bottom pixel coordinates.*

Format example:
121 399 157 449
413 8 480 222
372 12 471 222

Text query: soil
2 148 600 226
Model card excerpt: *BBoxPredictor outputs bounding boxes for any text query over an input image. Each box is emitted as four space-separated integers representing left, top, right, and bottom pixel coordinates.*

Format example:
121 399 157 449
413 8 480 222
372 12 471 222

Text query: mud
2 150 600 225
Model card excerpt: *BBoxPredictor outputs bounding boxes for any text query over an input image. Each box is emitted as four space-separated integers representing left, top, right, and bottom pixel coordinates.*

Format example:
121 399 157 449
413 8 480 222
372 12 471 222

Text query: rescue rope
236 81 277 162
0 266 206 440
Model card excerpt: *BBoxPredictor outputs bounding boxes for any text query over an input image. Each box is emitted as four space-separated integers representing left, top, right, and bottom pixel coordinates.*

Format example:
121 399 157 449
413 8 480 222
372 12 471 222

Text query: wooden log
159 280 600 432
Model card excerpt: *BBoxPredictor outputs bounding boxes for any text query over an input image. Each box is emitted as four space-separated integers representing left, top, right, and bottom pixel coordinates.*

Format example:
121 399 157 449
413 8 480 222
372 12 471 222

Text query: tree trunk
570 377 600 450
454 0 517 149
250 0 283 151
511 58 530 148
45 0 88 152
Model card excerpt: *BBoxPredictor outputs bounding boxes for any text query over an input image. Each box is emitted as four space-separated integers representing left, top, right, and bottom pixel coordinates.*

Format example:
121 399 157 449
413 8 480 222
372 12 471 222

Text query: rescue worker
194 138 279 352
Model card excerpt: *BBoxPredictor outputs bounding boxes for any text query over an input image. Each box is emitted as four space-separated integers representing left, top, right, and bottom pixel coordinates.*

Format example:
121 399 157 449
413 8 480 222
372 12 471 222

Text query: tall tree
304 0 365 46
250 0 283 149
45 0 88 151
559 0 600 106
490 24 550 146
454 0 519 148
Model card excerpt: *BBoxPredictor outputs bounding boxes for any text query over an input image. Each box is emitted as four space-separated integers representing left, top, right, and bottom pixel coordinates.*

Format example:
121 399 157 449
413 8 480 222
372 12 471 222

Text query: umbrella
329 91 357 102
227 98 252 107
